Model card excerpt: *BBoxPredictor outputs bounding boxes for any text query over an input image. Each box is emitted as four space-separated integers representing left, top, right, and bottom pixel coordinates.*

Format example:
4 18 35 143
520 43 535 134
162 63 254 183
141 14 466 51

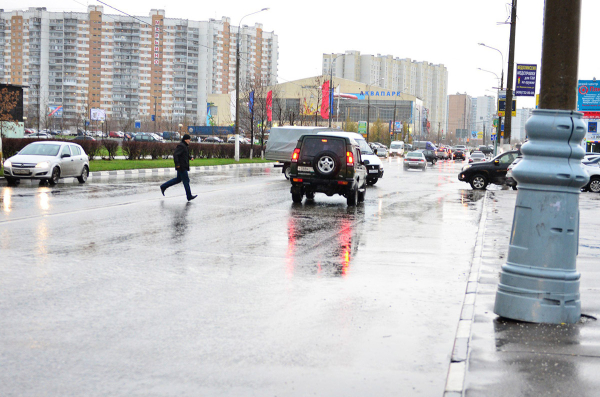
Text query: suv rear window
300 137 346 160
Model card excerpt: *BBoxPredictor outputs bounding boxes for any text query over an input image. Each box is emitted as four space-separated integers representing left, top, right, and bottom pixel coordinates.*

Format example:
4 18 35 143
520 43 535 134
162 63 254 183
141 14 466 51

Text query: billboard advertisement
48 105 63 118
515 64 537 96
90 108 106 121
577 80 600 112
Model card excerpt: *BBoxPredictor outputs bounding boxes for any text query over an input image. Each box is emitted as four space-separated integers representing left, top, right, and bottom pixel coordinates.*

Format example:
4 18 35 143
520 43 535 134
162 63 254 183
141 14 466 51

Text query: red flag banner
267 90 273 122
321 81 330 119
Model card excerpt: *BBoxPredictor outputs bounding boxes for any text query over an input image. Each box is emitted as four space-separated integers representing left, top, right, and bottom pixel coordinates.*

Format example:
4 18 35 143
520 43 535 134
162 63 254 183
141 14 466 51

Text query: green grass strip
88 158 273 172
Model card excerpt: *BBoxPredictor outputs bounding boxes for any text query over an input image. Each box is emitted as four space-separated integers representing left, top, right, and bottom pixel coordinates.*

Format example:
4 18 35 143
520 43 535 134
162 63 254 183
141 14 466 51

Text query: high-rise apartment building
0 6 278 129
471 95 496 142
448 93 471 142
512 108 533 142
323 51 448 137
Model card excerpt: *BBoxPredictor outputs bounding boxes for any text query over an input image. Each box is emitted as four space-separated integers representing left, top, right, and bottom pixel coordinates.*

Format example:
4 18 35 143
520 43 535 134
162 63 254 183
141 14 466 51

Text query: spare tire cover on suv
313 151 341 177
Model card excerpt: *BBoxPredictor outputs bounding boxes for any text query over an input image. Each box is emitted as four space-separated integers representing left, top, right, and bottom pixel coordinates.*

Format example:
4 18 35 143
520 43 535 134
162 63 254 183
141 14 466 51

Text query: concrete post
234 134 240 162
493 0 587 324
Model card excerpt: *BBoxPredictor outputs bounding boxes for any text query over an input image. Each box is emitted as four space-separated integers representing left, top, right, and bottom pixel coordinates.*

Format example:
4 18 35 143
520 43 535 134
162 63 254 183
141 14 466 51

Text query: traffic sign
135 120 141 129
358 121 367 136
498 97 516 117
491 134 496 141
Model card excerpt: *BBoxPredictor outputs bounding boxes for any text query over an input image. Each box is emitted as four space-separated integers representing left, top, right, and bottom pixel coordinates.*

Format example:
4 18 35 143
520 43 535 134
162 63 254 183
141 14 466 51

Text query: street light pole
479 43 505 155
366 78 383 143
153 96 157 135
235 8 269 138
328 53 344 128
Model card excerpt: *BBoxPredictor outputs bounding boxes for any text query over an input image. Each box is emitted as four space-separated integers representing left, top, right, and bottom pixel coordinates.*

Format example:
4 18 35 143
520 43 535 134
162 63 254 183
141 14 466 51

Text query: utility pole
504 0 517 144
494 0 587 324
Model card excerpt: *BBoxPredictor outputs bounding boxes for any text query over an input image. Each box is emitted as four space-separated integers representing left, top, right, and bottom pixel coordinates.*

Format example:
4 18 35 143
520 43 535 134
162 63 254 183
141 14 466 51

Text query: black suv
458 150 520 189
289 134 367 205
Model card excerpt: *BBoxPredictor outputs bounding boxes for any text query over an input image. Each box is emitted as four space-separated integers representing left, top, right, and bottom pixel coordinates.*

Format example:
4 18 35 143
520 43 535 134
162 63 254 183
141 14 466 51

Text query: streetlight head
261 8 269 11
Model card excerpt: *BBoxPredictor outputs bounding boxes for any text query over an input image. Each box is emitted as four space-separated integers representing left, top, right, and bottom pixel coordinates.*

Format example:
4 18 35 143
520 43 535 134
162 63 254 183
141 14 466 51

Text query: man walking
160 134 197 201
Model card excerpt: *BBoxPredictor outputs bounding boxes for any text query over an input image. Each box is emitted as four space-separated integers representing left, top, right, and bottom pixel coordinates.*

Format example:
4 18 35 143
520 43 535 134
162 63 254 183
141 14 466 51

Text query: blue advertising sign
515 64 537 96
577 80 600 111
135 121 141 129
48 105 63 118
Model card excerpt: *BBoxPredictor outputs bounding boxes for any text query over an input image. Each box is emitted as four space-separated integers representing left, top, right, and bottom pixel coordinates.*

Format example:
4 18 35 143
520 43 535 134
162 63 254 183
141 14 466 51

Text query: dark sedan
453 149 465 161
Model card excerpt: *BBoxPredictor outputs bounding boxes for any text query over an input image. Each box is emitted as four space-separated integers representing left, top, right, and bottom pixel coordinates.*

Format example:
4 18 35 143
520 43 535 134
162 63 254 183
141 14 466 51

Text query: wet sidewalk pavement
447 190 600 396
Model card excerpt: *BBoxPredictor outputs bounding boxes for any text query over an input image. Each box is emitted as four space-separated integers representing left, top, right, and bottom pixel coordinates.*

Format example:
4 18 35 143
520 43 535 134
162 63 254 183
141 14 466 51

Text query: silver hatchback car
3 141 90 185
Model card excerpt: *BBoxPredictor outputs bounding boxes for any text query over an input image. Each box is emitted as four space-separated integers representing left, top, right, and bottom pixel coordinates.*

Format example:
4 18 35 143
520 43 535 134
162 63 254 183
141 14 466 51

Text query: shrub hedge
1 138 265 161
101 139 119 160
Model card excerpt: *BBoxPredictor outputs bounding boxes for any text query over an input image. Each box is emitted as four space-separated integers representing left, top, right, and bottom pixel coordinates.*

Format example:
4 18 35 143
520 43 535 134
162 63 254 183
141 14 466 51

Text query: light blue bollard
494 109 589 324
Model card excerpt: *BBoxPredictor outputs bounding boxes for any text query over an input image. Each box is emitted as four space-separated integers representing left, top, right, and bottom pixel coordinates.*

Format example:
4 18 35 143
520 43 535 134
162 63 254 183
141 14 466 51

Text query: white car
25 132 51 139
403 151 427 170
582 164 600 193
150 133 165 142
3 141 90 186
389 141 405 156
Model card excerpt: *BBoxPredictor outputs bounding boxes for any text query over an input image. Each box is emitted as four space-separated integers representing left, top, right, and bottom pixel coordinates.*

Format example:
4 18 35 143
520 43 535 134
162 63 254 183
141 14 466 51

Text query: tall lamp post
366 77 383 142
478 67 501 150
479 43 504 154
235 8 269 138
328 53 344 128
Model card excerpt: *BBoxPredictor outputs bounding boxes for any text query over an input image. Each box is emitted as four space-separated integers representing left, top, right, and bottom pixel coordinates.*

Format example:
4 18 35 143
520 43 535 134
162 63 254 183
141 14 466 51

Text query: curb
444 191 489 397
88 162 269 179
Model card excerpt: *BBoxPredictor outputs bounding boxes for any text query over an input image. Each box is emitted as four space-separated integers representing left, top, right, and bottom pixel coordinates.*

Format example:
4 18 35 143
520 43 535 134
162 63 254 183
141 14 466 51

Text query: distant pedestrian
160 134 197 201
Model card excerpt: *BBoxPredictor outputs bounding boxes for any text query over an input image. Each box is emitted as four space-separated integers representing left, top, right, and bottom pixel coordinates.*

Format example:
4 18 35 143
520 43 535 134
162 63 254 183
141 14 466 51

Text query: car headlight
462 164 472 171
35 161 50 169
3 160 11 168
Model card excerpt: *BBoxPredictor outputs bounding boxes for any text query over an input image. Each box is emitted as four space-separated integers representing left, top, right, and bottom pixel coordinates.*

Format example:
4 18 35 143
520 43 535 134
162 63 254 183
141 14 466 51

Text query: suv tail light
291 148 300 162
346 151 354 166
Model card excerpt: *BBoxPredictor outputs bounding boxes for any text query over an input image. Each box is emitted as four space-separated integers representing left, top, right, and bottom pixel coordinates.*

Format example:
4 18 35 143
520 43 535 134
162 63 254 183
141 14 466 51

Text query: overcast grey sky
4 0 599 109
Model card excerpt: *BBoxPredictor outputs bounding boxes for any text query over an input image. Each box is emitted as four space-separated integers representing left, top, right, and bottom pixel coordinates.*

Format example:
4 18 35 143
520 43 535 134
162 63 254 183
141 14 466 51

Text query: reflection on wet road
1 159 488 396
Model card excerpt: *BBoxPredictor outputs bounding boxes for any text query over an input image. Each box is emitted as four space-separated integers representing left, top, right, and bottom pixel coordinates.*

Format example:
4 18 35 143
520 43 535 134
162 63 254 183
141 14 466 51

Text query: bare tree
285 96 300 126
0 86 21 138
271 85 285 126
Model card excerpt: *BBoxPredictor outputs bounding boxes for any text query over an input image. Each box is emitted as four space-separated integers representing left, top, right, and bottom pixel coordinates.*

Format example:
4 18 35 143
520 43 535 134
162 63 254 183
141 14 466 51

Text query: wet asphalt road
1 158 487 396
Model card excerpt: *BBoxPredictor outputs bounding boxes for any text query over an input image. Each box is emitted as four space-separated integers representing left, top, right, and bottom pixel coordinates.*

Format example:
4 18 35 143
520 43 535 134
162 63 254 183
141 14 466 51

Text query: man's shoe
188 195 197 201
160 186 166 196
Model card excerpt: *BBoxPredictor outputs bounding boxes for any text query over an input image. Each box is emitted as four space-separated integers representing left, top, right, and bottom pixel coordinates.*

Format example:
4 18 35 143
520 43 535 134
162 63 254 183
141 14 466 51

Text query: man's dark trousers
161 170 192 199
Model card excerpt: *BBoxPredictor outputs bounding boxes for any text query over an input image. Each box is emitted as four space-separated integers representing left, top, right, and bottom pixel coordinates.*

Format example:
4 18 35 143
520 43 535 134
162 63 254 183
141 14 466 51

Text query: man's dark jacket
173 140 191 171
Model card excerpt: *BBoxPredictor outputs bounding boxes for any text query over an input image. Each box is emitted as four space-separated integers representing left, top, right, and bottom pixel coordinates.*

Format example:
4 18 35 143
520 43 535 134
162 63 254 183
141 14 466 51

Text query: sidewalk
447 189 600 396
